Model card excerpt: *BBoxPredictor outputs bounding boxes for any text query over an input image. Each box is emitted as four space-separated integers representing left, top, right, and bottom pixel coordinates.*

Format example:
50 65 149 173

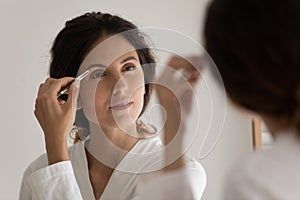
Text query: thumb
180 89 194 115
66 80 80 118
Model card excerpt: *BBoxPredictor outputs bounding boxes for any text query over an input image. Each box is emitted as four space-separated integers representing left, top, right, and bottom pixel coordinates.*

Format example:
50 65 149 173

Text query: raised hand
34 77 80 165
155 55 205 170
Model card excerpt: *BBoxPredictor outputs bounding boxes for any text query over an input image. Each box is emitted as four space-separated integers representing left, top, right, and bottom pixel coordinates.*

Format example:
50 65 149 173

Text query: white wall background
0 0 253 199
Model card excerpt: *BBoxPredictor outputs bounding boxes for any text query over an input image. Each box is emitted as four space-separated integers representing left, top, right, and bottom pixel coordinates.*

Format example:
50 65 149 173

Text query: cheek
127 69 145 94
132 86 146 115
79 81 103 123
95 85 110 110
131 71 146 112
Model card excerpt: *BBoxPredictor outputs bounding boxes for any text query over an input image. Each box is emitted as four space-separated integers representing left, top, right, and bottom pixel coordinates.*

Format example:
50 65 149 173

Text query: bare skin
34 77 77 165
85 150 113 200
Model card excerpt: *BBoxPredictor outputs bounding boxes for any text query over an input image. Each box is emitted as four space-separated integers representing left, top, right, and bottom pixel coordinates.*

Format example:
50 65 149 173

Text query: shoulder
226 148 282 185
225 139 300 199
136 159 206 200
181 155 207 195
227 135 300 183
223 150 269 199
184 155 206 180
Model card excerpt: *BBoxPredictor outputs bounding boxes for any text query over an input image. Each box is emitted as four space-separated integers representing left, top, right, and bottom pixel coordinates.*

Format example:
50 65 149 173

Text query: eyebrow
86 64 106 70
120 56 137 64
86 56 138 70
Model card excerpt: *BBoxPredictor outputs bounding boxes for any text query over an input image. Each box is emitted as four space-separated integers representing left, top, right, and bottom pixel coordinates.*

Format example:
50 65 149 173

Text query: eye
122 65 136 72
90 70 106 79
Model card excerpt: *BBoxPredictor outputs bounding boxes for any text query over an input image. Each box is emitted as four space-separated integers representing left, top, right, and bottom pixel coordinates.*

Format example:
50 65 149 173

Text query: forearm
45 135 69 165
164 121 186 172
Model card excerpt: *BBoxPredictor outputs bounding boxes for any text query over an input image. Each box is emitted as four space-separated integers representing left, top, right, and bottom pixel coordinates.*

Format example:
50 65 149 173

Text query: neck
85 122 140 169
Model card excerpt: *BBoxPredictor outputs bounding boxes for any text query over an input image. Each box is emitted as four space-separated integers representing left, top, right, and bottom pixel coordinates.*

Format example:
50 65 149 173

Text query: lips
109 100 133 110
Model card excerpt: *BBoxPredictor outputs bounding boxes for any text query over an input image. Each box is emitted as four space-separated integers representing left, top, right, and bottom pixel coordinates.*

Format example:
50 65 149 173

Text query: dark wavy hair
49 12 156 138
205 0 300 134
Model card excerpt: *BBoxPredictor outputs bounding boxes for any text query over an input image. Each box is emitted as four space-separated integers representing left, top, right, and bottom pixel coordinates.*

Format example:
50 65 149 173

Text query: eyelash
90 65 137 79
91 70 105 79
122 65 136 72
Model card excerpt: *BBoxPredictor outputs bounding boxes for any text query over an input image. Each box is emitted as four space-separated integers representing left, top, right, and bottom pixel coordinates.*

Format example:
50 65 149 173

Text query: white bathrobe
19 136 206 200
224 129 300 200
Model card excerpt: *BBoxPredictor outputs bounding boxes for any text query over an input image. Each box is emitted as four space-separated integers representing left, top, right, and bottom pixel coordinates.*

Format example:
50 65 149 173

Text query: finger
180 89 194 115
186 70 201 86
168 55 206 78
72 81 80 122
48 77 75 96
167 56 194 71
34 98 39 110
65 80 80 113
166 57 199 86
37 77 76 118
43 78 57 93
37 83 48 97
44 78 56 86
34 103 45 129
37 78 57 97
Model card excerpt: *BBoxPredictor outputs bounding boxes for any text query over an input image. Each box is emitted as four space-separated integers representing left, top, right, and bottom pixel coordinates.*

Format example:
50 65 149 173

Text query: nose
112 75 129 96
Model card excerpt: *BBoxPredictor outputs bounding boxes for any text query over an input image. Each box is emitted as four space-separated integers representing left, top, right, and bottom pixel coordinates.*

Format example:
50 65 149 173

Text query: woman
204 0 300 198
140 0 300 199
19 12 206 199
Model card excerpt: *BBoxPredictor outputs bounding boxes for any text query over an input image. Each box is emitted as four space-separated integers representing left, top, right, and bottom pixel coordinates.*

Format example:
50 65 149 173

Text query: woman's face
77 35 145 131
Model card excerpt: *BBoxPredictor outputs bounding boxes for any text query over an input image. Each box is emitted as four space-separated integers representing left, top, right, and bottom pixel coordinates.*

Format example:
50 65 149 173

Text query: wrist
45 137 69 165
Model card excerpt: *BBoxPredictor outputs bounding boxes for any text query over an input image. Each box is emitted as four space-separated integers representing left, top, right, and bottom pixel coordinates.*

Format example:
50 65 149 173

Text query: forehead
78 35 138 74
